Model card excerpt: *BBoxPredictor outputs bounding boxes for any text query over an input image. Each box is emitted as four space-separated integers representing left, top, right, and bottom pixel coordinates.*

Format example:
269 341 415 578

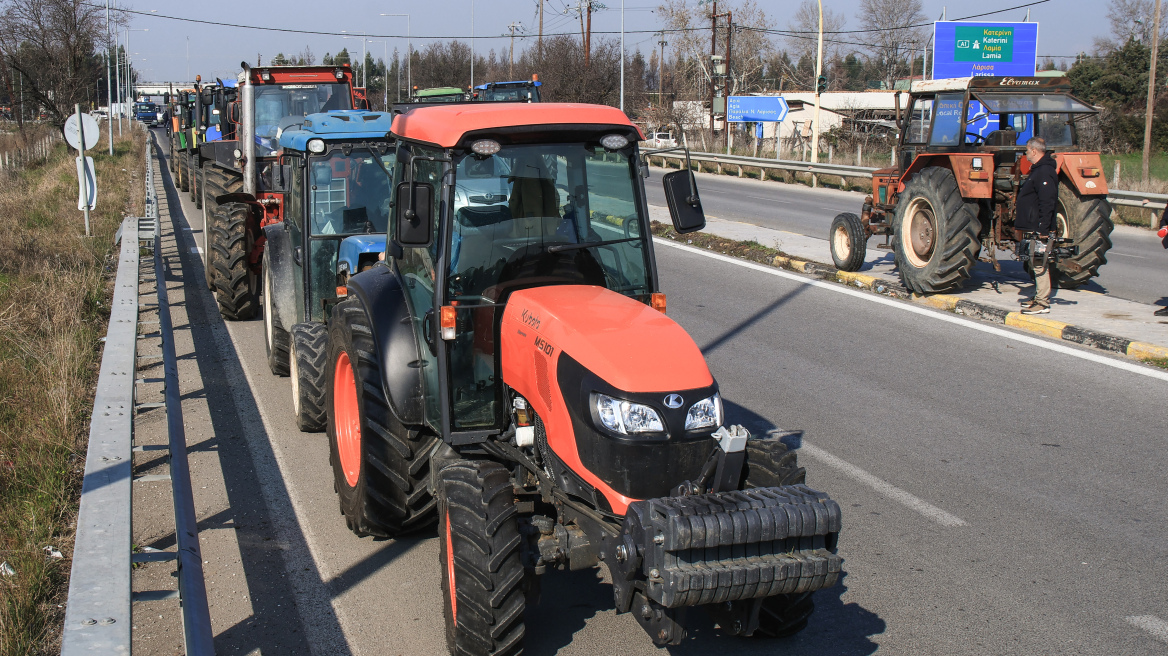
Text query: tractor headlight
307 138 326 153
594 393 663 435
684 393 723 431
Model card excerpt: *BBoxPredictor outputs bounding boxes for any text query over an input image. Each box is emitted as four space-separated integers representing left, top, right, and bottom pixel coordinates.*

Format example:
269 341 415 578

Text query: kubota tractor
259 109 396 432
326 103 843 651
471 75 542 103
829 76 1113 294
198 62 363 319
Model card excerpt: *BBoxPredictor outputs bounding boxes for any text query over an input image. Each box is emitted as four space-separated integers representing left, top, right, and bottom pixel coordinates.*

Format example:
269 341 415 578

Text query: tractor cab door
899 95 934 173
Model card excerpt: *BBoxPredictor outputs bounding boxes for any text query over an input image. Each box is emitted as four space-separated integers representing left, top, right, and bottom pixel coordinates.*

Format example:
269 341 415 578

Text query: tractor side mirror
1011 115 1028 131
395 181 434 247
662 170 705 233
226 102 240 124
200 89 215 105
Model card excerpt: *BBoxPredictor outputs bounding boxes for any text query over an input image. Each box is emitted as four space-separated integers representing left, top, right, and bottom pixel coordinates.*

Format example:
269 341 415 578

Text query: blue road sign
727 96 789 123
932 21 1039 78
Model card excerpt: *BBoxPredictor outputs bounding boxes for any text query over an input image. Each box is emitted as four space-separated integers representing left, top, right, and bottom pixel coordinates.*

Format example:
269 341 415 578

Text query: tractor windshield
478 85 540 102
443 142 650 431
253 83 352 154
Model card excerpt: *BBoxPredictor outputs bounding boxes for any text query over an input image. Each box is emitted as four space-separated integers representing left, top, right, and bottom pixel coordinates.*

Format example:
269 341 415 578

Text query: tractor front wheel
829 212 867 272
892 166 981 294
326 297 439 536
178 151 189 192
1053 184 1113 288
290 322 328 432
201 165 244 290
210 203 259 320
437 459 525 656
706 431 815 639
262 258 290 376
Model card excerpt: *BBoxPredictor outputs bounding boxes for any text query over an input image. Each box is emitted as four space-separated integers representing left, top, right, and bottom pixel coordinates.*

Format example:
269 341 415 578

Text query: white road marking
189 246 202 255
1109 251 1146 259
1126 615 1168 644
800 442 967 527
654 237 1168 384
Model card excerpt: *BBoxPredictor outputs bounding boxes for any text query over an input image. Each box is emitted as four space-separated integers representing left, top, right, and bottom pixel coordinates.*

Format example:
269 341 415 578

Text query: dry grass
650 220 795 265
0 126 145 655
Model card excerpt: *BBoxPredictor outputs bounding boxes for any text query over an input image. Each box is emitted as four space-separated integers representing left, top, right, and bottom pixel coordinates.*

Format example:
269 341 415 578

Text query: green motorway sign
954 25 1014 62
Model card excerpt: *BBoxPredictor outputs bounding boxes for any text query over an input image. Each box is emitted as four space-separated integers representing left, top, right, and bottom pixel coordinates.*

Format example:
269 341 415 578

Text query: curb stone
748 247 1167 365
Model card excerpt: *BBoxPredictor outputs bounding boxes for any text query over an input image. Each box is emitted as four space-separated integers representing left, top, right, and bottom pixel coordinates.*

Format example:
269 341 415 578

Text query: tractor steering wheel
965 132 986 145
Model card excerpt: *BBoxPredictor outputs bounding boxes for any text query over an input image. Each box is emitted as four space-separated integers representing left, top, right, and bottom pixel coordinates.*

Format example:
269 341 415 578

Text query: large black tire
892 166 981 294
210 202 259 320
437 459 525 656
191 157 202 208
829 212 867 272
201 165 244 290
1053 183 1113 288
178 151 189 192
167 136 176 171
262 258 290 376
290 322 328 432
707 432 814 639
326 297 439 537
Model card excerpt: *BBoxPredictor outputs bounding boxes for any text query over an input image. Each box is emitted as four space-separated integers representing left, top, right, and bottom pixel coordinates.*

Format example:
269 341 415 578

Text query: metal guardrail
61 141 214 655
650 150 1168 218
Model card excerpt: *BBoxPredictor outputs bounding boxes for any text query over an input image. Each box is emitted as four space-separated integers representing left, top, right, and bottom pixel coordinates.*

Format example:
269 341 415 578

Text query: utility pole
508 22 522 79
586 1 594 67
810 0 824 187
620 0 625 111
538 0 544 62
1144 0 1162 183
658 33 667 108
709 1 717 135
725 15 733 155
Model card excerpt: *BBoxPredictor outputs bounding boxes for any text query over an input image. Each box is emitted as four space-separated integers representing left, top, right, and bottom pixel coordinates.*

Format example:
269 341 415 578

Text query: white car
648 132 677 149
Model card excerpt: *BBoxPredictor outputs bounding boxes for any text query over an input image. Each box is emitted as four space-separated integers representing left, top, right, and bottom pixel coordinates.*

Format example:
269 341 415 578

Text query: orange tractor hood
500 285 712 394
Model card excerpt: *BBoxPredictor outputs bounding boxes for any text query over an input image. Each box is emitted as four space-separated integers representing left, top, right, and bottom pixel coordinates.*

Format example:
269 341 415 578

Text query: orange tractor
829 76 1113 293
325 103 843 651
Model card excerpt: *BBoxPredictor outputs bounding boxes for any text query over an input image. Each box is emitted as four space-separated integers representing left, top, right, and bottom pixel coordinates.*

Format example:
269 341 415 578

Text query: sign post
932 22 1039 78
65 105 100 237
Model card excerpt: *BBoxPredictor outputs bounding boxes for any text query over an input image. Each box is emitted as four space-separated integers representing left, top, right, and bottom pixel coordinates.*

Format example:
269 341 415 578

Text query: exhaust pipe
240 61 256 196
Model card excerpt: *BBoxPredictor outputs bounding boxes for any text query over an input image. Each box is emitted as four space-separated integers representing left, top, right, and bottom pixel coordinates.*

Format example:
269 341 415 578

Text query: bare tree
857 0 926 88
298 45 317 65
1094 0 1168 52
0 0 107 127
785 0 847 88
656 0 775 98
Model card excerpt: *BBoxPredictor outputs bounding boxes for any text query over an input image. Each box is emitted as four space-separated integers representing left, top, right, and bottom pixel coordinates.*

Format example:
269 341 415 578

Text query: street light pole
114 29 122 136
380 14 411 98
620 0 625 111
810 0 824 187
1143 0 1162 183
471 0 475 88
106 0 113 154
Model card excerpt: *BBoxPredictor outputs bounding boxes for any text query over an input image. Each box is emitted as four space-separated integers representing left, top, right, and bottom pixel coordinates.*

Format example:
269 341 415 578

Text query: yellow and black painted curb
766 255 1168 362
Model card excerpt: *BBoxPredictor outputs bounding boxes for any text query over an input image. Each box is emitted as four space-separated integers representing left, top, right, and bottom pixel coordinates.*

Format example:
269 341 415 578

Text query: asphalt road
156 130 1168 655
645 167 1168 308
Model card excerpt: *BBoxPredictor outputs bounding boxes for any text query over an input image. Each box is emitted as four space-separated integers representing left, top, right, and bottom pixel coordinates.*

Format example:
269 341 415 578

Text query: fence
649 151 1168 227
60 141 214 655
0 132 60 172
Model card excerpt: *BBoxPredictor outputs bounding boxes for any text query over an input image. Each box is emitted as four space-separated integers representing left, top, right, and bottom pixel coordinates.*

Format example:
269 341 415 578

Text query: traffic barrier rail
648 150 1168 225
61 140 214 655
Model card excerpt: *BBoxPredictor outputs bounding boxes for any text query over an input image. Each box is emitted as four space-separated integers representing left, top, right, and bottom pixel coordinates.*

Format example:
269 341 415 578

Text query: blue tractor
261 109 396 431
472 76 542 103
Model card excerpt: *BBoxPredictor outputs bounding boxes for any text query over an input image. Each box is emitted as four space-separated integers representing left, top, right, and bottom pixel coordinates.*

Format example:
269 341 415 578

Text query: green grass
1100 152 1168 187
1142 356 1168 370
0 129 144 656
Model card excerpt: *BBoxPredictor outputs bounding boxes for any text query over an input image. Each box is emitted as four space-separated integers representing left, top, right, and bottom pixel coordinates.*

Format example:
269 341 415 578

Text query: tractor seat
985 129 1018 147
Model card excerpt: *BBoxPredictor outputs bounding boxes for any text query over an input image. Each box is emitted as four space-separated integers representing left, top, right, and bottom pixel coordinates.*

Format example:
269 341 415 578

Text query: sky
120 0 1115 83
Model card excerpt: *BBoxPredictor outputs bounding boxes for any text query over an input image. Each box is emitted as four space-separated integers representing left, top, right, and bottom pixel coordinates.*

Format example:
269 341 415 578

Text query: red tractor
829 76 1113 293
325 103 843 651
197 62 366 319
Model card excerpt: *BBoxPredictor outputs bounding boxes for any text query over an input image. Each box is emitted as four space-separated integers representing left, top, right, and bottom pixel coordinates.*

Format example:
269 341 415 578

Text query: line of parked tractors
148 59 1112 654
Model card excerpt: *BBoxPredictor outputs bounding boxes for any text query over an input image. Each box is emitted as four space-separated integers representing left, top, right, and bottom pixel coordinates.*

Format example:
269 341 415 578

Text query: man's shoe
1022 304 1050 315
1155 306 1168 317
1020 297 1035 306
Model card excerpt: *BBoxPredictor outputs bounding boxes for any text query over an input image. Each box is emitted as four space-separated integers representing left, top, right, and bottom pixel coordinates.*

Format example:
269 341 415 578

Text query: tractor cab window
929 94 965 146
253 83 353 155
443 142 650 431
904 98 934 144
303 147 394 321
1035 113 1073 147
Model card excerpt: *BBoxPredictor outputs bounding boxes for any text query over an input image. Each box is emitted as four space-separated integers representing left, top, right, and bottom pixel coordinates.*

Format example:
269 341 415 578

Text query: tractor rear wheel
178 152 189 192
188 156 198 203
707 431 815 639
262 258 290 376
437 459 525 656
201 165 243 290
1053 184 1113 288
210 203 259 320
829 212 867 272
892 167 981 294
327 297 439 536
191 159 202 208
290 322 328 432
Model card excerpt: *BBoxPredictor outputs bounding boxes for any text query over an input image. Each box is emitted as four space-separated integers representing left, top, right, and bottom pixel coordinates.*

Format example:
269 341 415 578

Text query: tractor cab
381 102 705 441
472 76 542 103
271 109 396 325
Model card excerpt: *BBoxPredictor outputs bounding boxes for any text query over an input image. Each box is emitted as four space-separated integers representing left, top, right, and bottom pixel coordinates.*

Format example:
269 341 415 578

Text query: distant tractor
471 75 542 102
411 86 468 103
260 109 395 432
829 76 1113 294
197 62 363 320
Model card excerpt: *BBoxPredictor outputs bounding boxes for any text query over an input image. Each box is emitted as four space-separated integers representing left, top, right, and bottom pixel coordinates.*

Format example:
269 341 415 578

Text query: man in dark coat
1157 207 1168 316
1015 136 1058 314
